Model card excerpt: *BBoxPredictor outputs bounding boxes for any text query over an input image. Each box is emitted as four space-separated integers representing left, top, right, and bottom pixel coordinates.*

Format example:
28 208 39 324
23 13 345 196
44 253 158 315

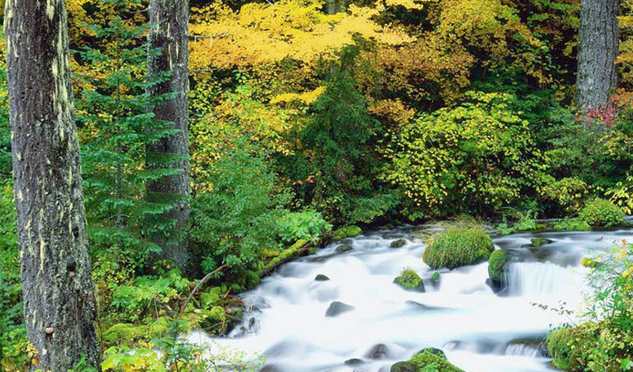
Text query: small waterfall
506 262 584 297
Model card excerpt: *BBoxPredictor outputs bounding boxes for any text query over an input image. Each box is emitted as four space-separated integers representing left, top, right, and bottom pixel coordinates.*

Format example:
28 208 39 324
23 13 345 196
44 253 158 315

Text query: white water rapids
189 227 633 372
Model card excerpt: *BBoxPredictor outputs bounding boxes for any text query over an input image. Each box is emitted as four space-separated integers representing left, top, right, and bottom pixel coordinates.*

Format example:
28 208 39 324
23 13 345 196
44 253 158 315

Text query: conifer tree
77 0 183 266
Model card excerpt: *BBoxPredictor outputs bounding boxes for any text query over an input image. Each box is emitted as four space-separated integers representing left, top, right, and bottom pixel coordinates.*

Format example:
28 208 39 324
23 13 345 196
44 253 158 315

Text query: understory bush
276 211 332 244
546 242 633 371
383 91 546 220
423 218 494 269
579 199 625 228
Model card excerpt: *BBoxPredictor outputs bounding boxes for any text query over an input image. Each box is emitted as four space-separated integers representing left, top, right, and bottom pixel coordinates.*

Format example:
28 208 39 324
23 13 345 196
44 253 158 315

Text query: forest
1 0 633 371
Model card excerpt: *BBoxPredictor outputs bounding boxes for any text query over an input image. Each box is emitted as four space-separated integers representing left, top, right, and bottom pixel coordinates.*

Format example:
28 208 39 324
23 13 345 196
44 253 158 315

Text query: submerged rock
531 237 553 248
260 365 279 372
345 358 364 366
488 249 518 291
314 274 330 281
325 301 355 317
390 239 406 248
336 243 353 253
367 343 389 360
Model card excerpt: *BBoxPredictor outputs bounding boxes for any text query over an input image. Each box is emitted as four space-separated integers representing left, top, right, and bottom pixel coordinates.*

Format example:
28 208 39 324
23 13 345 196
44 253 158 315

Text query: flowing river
190 226 633 372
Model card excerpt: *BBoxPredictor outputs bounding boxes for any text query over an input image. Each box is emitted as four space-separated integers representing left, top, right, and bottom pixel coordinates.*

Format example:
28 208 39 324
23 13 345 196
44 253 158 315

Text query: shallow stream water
190 226 633 372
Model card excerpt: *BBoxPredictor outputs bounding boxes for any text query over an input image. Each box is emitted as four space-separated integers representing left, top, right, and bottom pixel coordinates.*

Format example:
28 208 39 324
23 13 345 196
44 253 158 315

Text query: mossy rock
315 274 330 281
391 361 417 372
488 249 512 287
410 350 464 372
336 243 353 253
531 237 552 248
390 239 407 248
431 272 441 282
415 348 446 360
394 268 425 292
423 223 494 269
579 199 625 228
547 323 599 371
332 225 362 240
552 219 592 232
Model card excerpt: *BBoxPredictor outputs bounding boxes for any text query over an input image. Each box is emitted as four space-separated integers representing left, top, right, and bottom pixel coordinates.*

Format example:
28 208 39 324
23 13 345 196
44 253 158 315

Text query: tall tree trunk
147 0 192 273
4 0 101 370
577 0 619 114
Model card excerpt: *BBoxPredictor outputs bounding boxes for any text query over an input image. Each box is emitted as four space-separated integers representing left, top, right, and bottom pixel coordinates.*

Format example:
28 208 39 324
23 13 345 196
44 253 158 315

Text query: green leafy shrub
277 210 332 244
542 177 590 214
423 219 494 269
394 268 424 290
579 199 625 228
190 142 291 273
382 91 546 220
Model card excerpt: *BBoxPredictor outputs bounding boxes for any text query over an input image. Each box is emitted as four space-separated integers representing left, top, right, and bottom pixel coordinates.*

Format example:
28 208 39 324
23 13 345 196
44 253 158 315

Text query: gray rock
367 344 389 360
345 358 364 366
325 301 355 317
315 274 330 281
390 239 406 248
336 243 353 253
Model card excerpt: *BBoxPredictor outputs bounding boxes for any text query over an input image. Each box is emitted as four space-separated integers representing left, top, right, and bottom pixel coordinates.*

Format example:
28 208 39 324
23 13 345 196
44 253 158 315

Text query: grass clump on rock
488 249 511 285
391 349 463 372
579 199 625 228
423 217 494 269
394 268 425 292
332 225 362 240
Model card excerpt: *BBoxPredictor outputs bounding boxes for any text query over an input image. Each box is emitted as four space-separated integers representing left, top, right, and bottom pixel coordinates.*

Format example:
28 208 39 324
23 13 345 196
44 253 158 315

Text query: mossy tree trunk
146 0 192 273
577 0 619 114
4 0 101 370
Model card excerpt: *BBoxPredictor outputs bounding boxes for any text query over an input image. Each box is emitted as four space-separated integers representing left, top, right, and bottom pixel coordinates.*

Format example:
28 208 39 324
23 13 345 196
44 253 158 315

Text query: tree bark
147 0 192 273
577 0 619 113
4 0 101 370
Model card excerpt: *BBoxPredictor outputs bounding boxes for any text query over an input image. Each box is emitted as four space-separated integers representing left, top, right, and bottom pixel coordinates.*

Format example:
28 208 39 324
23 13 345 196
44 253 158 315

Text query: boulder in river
415 347 446 359
315 274 330 281
390 239 406 248
367 343 389 359
325 301 355 317
390 361 417 372
409 349 464 372
336 243 353 253
423 223 494 269
332 225 362 240
531 237 553 247
488 249 517 291
394 268 425 292
345 358 364 366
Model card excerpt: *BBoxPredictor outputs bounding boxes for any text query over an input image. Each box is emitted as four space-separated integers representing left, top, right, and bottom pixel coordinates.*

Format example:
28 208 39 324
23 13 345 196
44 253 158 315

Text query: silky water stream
189 226 633 372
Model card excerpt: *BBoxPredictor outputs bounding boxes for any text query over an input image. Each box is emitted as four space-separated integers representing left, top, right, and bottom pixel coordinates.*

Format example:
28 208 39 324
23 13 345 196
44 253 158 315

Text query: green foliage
383 91 546 220
190 140 291 273
541 177 590 214
579 199 625 228
488 249 511 284
289 45 386 224
394 268 424 290
547 323 599 372
277 210 332 244
546 243 633 371
496 209 538 235
423 219 494 269
77 0 182 262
